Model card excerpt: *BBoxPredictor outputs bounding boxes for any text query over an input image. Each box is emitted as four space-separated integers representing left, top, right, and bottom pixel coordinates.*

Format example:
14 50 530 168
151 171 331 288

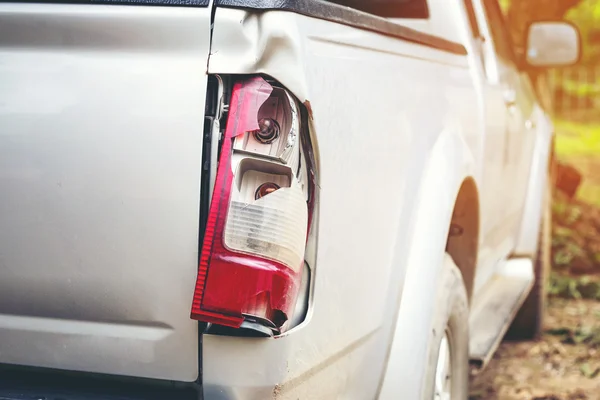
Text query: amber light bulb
255 182 281 200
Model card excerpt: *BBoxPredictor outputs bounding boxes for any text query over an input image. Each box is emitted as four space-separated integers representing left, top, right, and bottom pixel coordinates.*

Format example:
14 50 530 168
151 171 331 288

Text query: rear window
327 0 429 19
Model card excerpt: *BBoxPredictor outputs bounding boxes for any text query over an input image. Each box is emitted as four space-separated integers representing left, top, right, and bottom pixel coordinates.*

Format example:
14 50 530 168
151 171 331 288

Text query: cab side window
327 0 429 18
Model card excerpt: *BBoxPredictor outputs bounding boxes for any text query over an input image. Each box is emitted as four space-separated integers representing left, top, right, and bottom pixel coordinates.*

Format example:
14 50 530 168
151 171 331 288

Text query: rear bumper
0 365 202 400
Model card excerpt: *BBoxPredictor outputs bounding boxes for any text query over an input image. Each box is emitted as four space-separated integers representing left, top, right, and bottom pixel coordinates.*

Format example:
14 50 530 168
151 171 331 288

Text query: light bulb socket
253 118 280 144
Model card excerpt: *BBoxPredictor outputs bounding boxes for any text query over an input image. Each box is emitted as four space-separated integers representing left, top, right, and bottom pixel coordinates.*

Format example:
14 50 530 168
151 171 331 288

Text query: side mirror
525 21 582 68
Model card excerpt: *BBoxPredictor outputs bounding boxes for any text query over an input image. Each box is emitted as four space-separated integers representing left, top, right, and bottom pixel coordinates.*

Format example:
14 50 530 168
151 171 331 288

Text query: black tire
506 173 552 340
422 254 469 400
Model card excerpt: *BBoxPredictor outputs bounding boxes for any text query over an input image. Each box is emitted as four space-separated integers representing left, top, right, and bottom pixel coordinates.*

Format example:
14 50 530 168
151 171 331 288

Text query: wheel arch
446 177 480 301
377 129 480 399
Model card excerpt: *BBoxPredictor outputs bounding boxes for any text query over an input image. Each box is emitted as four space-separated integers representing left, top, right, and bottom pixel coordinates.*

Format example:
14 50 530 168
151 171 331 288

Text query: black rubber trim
327 0 429 19
215 0 467 55
0 364 201 400
0 0 209 6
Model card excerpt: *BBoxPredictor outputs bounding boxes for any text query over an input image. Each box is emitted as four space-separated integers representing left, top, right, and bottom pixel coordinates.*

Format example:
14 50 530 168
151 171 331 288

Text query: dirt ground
470 298 600 400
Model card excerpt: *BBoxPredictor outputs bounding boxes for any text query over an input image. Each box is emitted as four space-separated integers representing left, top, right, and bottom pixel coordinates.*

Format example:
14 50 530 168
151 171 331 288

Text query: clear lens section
224 180 308 273
233 86 299 164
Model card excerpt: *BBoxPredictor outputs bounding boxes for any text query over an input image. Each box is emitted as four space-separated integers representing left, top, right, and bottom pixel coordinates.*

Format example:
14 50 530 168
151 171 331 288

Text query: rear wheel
424 254 469 400
507 171 553 340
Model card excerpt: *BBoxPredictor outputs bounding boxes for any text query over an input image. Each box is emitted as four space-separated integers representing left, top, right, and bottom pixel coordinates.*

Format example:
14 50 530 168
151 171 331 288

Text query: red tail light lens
191 77 314 333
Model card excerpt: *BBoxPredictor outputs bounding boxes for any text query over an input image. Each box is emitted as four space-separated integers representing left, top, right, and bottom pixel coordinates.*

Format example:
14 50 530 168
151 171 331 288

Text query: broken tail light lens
191 77 315 334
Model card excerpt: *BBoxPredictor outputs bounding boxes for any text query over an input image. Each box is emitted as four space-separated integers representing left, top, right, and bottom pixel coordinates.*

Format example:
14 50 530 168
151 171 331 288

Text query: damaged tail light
191 76 316 334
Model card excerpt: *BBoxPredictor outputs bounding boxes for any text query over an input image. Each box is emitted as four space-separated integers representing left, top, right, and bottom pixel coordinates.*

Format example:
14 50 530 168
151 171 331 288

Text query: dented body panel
204 6 482 399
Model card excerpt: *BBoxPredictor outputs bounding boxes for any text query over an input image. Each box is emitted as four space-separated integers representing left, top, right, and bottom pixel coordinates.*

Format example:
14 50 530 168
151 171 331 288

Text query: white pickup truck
0 0 581 399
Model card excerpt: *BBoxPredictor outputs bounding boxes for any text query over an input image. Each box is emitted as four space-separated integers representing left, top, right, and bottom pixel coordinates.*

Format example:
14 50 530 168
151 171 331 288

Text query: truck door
482 0 539 235
462 0 521 291
477 0 538 259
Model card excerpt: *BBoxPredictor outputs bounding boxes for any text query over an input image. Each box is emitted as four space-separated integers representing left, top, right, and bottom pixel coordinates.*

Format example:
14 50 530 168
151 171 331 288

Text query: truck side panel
204 7 481 399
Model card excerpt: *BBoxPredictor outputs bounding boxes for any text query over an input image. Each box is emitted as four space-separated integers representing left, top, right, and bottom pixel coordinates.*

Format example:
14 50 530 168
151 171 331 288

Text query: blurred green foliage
549 273 600 300
561 80 600 97
565 0 600 65
555 120 600 156
554 119 600 205
550 3 600 207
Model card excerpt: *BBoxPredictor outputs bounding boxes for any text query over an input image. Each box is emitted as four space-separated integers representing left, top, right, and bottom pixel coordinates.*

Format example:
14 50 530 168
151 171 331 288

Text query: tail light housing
191 76 316 334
